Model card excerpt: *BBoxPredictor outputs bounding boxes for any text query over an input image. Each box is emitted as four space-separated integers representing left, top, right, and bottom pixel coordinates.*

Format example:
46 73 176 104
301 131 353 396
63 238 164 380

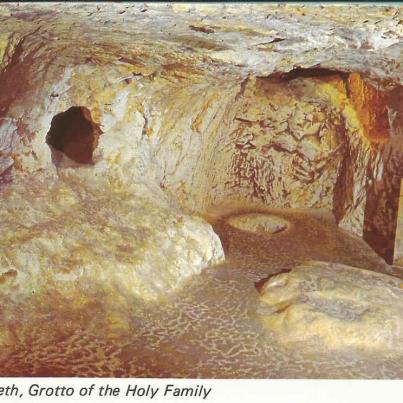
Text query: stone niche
46 106 102 165
196 70 400 264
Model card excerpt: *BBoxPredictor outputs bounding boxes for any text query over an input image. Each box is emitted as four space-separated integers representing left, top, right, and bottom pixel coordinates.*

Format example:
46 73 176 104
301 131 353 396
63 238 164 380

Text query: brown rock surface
394 180 403 266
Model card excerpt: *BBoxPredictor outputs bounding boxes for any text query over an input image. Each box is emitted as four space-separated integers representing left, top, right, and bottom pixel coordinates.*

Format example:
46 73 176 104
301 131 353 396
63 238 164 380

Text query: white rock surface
0 171 224 302
259 261 403 352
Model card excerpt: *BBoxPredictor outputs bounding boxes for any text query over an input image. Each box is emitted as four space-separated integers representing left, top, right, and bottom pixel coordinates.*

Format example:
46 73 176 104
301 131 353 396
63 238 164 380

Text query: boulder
259 261 403 352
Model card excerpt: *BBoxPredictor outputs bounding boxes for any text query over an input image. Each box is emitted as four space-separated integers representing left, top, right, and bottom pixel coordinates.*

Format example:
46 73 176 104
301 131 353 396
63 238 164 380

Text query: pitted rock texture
259 261 403 352
1 203 402 378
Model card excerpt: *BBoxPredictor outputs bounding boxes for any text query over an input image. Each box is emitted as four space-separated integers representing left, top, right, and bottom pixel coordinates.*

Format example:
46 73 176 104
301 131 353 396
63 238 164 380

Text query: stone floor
1 201 402 378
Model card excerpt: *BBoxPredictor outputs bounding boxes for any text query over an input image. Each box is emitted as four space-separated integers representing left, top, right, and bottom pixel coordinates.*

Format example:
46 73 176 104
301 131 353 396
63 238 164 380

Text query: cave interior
0 3 402 379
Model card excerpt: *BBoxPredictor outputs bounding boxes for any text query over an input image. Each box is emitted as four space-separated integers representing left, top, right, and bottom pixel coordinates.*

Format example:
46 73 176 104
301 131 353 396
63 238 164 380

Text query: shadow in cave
363 87 403 264
46 106 102 166
267 66 349 81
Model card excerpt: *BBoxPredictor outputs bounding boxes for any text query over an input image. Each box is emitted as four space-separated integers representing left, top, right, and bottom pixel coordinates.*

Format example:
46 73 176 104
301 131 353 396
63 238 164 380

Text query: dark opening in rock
269 67 349 81
46 106 102 165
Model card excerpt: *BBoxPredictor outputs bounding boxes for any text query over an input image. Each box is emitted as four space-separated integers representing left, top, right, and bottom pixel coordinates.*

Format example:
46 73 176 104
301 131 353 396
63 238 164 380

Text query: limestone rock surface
0 3 402 297
1 3 403 378
259 261 403 352
0 170 224 302
0 4 401 262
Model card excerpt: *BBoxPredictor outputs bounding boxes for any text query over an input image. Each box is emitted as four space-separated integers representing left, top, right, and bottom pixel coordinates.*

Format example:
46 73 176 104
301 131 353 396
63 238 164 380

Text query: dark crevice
46 106 102 165
363 87 403 264
265 67 349 81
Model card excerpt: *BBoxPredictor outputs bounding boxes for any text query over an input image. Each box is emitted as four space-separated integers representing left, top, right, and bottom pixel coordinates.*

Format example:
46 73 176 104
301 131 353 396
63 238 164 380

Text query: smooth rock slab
227 214 289 235
259 261 403 352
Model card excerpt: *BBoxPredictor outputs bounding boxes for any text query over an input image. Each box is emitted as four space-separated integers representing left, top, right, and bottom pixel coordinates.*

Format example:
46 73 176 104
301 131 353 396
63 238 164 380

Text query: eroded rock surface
1 204 402 378
259 261 403 352
0 4 401 252
0 171 224 304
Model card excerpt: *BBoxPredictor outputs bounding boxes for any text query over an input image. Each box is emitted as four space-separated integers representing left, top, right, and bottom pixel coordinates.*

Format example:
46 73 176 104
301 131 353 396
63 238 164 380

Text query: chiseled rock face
259 261 403 352
364 87 403 263
0 171 224 303
204 75 386 238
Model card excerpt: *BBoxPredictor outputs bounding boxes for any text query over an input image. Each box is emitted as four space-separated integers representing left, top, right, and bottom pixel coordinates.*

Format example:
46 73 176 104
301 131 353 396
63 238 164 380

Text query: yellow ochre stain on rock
346 72 390 144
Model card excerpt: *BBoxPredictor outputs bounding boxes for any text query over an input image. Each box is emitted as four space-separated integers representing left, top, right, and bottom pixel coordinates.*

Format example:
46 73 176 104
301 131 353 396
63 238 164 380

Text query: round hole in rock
227 213 289 235
46 106 102 165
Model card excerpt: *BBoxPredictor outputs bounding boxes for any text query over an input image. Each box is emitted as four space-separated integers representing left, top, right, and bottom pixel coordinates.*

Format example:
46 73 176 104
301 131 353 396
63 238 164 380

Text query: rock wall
0 28 231 300
362 87 403 263
394 180 403 267
203 74 385 239
0 3 402 266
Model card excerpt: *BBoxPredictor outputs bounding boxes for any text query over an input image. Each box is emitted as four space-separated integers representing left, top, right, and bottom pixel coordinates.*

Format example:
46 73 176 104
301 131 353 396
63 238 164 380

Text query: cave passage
46 106 102 164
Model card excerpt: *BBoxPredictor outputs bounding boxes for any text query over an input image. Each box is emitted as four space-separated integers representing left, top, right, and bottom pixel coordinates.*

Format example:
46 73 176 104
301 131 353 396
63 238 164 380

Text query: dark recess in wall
266 67 349 81
46 106 102 165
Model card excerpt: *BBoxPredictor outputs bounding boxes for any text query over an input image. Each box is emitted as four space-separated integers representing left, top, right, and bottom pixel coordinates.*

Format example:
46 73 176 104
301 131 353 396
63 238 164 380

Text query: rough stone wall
200 74 389 240
209 77 346 210
394 180 403 266
364 87 403 263
0 34 231 300
0 3 402 263
0 40 397 241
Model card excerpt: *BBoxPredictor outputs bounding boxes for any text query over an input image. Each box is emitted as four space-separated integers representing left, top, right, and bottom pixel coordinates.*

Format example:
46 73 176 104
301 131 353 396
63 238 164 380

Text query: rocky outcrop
0 170 224 302
259 261 403 352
